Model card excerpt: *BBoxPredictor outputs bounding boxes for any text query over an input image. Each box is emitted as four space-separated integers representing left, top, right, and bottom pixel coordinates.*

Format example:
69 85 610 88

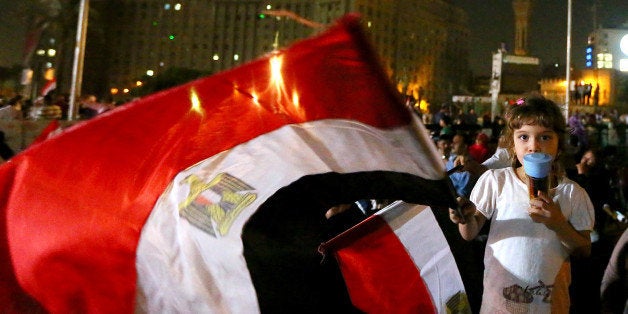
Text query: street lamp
564 0 572 121
68 0 89 121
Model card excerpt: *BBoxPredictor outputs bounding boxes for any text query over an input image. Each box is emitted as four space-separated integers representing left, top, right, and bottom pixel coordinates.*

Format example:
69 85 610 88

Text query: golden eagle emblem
178 173 257 236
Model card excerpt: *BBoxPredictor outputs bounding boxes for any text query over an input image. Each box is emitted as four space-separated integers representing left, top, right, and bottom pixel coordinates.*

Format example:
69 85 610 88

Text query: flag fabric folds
0 14 463 313
319 202 469 313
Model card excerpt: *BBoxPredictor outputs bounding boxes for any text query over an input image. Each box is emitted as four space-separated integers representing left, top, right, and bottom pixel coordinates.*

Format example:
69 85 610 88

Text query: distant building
538 24 628 111
585 26 628 72
87 0 470 109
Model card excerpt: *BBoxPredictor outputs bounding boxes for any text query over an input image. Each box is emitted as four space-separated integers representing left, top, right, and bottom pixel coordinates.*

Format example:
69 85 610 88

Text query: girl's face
513 124 559 165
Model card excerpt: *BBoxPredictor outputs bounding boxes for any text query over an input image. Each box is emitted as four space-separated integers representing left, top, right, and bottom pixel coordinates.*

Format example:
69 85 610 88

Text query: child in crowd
449 96 594 313
468 132 490 164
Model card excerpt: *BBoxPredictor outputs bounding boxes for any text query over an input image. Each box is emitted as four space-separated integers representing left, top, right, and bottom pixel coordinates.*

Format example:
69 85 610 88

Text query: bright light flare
270 55 284 89
292 91 300 110
236 53 303 118
190 88 204 115
251 93 260 106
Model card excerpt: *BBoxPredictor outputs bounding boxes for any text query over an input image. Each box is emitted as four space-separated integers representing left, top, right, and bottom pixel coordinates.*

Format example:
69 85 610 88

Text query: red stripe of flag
320 209 436 313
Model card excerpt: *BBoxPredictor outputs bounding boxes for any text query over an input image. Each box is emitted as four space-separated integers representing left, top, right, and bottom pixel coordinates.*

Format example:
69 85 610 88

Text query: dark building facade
83 0 470 108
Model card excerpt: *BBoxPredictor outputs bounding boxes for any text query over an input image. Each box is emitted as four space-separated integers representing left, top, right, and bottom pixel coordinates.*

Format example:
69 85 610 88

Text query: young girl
449 96 594 313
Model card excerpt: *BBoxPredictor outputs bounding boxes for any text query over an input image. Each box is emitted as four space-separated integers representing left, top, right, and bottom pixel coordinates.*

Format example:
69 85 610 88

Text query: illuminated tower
512 0 533 56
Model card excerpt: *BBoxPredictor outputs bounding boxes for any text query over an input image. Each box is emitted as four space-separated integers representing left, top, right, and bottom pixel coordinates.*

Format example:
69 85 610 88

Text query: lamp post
564 0 572 122
68 0 89 121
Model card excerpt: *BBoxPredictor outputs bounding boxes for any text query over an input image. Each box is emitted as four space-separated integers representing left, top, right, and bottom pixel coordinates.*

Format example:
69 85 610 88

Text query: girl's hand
449 196 476 224
528 191 567 230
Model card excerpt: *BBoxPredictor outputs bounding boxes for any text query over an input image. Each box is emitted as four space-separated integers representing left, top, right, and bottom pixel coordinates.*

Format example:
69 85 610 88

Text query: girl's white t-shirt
471 167 594 314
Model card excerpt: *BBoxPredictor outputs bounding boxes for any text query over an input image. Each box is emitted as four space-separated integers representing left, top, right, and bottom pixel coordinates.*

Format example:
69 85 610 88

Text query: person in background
568 110 588 150
447 133 476 198
0 95 23 120
464 108 479 126
600 227 628 314
449 96 594 313
468 132 491 164
436 133 452 165
453 108 465 126
453 132 510 179
432 103 451 127
567 148 616 239
566 147 621 312
79 94 114 119
0 131 15 163
28 96 46 120
439 115 454 137
491 115 506 143
54 93 70 120
481 112 492 129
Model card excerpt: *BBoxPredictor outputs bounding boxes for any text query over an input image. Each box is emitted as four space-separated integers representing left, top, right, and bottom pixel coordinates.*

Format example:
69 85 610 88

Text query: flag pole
564 0 572 122
68 0 89 121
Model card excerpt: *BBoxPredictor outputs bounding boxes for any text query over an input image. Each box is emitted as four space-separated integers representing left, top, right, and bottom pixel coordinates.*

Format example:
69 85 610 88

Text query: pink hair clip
515 98 525 106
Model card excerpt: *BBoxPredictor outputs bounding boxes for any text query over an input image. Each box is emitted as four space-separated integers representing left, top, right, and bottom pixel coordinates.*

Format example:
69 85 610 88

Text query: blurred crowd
0 93 119 122
0 93 122 164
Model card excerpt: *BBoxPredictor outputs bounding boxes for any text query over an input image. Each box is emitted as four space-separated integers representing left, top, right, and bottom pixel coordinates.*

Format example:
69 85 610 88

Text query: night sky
1 0 627 77
453 0 628 76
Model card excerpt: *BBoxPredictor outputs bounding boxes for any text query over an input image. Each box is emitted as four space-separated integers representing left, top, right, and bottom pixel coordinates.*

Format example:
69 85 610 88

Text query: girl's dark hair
502 96 566 168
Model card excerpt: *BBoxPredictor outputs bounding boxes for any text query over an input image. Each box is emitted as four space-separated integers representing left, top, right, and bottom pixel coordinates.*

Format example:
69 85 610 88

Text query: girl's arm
528 191 591 257
449 197 487 241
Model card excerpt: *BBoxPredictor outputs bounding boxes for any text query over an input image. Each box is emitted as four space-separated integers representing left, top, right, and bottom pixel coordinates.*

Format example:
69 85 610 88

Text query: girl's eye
540 135 553 141
518 135 528 141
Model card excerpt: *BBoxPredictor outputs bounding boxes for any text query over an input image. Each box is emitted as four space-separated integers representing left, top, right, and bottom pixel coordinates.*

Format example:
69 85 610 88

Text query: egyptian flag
319 202 470 313
0 14 467 313
40 78 57 97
